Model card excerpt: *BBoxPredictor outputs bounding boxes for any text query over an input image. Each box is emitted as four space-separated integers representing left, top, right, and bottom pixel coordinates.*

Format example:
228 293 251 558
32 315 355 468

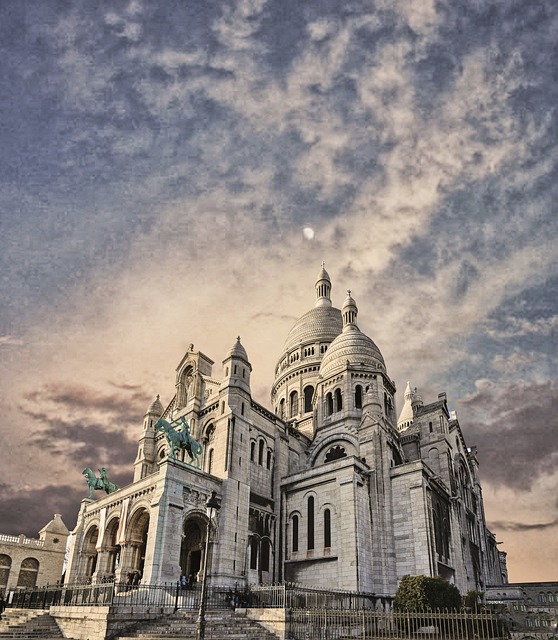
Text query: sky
0 0 556 584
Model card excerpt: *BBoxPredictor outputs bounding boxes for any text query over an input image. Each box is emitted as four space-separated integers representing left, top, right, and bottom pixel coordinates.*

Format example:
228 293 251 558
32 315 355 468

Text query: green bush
394 575 463 611
463 589 483 611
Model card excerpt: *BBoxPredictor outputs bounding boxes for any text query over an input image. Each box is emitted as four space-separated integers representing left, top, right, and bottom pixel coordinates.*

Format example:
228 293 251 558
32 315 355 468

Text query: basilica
65 266 507 597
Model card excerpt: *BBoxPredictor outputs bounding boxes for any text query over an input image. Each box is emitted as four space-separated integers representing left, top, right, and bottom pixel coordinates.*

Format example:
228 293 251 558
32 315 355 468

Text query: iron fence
286 608 509 640
250 583 392 610
8 583 509 639
9 582 235 611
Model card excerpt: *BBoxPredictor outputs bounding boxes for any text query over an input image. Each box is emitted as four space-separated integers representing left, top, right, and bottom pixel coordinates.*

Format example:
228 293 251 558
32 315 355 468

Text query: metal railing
8 582 391 612
9 582 234 611
8 583 508 639
286 608 509 640
250 583 393 610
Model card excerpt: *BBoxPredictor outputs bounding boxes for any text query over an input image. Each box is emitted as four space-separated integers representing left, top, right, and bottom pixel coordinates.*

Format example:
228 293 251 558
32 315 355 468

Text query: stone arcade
65 266 507 596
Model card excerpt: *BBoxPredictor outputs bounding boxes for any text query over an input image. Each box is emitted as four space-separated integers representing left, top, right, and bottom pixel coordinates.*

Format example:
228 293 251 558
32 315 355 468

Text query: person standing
0 593 5 620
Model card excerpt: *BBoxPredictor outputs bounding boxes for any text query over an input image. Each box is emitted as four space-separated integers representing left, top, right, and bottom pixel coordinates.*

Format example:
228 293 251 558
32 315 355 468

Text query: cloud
0 485 83 538
490 518 558 533
23 382 149 419
0 335 24 347
457 379 558 489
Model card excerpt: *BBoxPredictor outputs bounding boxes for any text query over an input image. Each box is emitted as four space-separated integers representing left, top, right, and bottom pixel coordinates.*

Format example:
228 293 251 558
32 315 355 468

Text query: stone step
0 609 63 639
115 610 279 640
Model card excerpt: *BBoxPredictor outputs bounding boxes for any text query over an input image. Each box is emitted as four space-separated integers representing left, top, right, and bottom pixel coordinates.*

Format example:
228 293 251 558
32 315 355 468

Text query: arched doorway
82 525 99 581
127 508 150 578
104 518 121 578
180 517 204 582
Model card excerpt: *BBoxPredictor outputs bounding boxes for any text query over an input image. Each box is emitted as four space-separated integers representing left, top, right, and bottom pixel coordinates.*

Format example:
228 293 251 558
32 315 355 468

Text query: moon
302 226 315 240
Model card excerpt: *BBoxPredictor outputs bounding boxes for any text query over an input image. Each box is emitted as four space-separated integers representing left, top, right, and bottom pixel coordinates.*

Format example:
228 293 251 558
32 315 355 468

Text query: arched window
304 386 314 413
292 515 299 553
335 388 342 412
307 497 315 550
16 557 39 588
258 440 264 466
325 445 347 462
279 398 285 419
266 449 272 469
355 385 362 409
290 391 298 418
0 554 12 589
324 509 331 548
326 393 333 416
250 441 256 462
207 448 214 474
250 538 258 570
261 539 270 572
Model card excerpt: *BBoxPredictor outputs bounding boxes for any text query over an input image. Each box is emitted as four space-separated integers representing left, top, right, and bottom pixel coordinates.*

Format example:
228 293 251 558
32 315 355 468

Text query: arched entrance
180 517 205 582
82 525 99 581
104 518 121 578
92 517 120 581
125 508 150 580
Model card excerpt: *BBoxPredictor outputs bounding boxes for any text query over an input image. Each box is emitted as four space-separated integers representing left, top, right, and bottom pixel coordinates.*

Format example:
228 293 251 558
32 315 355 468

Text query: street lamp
196 490 221 640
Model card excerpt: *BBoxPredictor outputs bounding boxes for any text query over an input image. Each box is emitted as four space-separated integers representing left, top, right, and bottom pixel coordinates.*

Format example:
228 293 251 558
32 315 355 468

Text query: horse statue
155 416 202 468
83 467 119 499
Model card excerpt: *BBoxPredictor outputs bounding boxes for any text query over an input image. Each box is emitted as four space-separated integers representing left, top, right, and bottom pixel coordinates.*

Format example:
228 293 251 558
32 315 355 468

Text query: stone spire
315 262 332 307
397 381 415 431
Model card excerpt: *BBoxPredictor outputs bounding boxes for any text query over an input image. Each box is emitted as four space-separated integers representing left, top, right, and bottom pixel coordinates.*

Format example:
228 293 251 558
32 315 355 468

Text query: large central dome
282 305 342 354
272 266 342 412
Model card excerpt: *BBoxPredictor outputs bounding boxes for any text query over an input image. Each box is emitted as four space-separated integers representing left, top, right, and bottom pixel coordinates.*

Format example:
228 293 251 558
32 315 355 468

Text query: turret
221 337 252 395
134 394 164 482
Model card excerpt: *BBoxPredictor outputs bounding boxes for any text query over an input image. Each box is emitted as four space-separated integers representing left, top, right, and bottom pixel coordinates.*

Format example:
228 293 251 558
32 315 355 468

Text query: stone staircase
115 609 280 640
0 609 64 639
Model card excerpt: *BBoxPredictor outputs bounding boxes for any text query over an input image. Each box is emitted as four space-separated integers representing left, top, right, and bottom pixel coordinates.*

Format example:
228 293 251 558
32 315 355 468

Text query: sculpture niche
155 416 202 468
83 467 119 499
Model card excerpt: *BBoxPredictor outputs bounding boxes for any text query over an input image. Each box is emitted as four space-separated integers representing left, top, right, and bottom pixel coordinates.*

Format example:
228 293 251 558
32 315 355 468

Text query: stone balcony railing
0 533 45 547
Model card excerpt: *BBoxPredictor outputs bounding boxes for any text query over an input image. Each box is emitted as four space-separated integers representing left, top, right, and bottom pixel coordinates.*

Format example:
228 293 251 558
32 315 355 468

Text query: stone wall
51 605 172 640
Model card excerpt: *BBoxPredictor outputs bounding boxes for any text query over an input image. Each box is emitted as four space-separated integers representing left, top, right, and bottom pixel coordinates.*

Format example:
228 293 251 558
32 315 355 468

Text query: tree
394 575 462 611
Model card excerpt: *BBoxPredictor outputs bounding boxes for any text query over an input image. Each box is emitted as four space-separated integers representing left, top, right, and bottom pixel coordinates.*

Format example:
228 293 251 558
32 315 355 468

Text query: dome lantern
342 290 358 331
315 262 332 308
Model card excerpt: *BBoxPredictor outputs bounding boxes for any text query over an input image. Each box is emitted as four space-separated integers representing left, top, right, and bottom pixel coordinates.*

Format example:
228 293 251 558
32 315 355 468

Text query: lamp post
196 490 220 640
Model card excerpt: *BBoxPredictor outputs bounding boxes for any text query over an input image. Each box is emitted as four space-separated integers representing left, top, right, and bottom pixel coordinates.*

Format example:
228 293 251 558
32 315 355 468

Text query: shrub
463 589 484 611
394 575 463 611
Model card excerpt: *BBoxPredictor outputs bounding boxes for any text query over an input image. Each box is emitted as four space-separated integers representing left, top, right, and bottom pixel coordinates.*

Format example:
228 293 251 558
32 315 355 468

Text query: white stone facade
65 267 506 597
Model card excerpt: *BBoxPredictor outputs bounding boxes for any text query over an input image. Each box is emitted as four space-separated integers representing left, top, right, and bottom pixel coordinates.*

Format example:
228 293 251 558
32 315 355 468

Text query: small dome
319 329 385 378
226 336 249 362
319 290 384 378
147 394 164 416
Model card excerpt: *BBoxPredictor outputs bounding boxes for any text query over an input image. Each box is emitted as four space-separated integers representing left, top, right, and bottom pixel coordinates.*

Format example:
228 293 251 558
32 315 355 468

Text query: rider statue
99 467 113 492
83 467 118 499
154 415 202 467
